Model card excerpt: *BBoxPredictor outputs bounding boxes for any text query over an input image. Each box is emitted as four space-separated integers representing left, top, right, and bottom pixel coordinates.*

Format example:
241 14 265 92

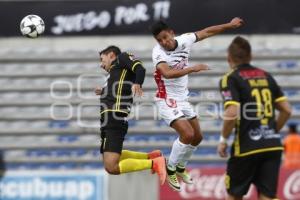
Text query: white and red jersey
152 33 197 101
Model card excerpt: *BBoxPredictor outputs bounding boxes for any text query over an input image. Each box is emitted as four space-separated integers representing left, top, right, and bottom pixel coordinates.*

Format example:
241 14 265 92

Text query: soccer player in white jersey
151 17 244 191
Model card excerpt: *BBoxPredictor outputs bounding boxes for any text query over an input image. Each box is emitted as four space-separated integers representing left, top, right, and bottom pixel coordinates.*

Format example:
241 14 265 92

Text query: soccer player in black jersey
218 37 292 200
95 46 166 185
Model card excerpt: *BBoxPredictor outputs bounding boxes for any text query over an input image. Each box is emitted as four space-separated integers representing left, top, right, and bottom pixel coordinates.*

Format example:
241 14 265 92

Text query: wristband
219 135 228 144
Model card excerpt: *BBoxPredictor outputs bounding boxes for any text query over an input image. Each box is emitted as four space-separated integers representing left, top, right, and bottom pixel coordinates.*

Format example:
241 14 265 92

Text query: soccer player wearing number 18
218 36 292 200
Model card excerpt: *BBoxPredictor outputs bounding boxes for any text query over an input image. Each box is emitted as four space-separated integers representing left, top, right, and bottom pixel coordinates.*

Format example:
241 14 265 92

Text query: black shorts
226 151 282 198
100 112 128 154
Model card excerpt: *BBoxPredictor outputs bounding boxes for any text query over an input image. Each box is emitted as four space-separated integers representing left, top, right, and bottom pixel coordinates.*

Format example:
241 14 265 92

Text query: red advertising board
278 168 300 200
160 167 300 200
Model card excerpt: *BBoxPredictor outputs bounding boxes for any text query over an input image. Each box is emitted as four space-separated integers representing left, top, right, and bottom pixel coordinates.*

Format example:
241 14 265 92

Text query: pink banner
160 167 300 200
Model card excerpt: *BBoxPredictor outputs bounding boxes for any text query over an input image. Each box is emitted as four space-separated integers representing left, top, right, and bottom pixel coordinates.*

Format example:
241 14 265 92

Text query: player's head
227 36 252 69
99 45 121 71
288 123 298 134
151 21 176 51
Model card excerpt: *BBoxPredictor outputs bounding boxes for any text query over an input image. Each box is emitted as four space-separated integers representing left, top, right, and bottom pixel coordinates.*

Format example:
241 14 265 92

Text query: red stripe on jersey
154 69 167 98
239 69 266 79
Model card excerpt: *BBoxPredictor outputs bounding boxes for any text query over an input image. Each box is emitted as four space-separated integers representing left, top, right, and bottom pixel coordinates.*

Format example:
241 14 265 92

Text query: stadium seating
0 36 299 169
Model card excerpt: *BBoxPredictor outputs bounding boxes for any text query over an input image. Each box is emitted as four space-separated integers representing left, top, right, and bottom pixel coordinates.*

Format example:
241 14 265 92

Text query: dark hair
99 45 121 56
150 21 171 36
288 123 298 133
228 36 251 63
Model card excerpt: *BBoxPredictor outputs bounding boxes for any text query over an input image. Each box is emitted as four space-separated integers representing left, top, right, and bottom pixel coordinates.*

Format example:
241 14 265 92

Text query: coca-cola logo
284 170 300 200
179 169 255 199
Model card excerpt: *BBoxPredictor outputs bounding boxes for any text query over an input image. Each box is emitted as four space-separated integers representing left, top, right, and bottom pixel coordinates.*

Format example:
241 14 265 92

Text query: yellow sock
119 158 152 174
120 150 148 161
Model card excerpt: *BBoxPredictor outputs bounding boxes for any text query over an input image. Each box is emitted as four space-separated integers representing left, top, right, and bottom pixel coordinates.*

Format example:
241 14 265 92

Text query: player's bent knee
195 134 203 144
192 139 201 146
104 165 119 175
193 130 203 142
181 131 194 143
103 161 120 175
191 140 201 147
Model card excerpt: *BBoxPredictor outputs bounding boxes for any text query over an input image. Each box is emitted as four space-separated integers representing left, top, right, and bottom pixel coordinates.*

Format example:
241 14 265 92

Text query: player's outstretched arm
195 17 244 41
157 63 209 79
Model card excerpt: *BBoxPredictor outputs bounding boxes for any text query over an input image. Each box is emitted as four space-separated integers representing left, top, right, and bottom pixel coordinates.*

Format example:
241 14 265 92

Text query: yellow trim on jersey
108 64 115 72
224 101 240 108
117 70 127 109
235 147 283 157
116 69 127 110
234 120 241 156
275 96 287 103
115 70 125 109
100 109 129 115
221 70 234 88
115 71 125 109
225 175 230 189
131 61 142 71
115 69 127 110
221 74 229 88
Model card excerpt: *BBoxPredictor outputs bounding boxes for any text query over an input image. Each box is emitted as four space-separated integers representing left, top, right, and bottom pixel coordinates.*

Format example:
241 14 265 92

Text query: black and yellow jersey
100 52 145 116
219 63 287 157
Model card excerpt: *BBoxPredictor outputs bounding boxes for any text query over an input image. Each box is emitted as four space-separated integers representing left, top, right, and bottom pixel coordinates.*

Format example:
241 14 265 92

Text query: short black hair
99 45 121 56
150 21 171 36
288 123 298 133
228 36 251 63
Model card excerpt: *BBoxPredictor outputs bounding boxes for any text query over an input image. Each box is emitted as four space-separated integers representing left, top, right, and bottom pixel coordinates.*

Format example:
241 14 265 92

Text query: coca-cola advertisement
278 168 300 200
160 167 300 200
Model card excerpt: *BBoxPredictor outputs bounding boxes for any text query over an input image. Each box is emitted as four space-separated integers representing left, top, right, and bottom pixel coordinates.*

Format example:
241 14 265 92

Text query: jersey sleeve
268 74 287 103
152 46 168 67
118 52 142 71
219 74 241 108
178 32 197 47
118 52 146 85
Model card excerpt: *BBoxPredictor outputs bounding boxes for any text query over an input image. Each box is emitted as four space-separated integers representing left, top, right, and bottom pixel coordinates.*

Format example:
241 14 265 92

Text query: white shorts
156 98 197 126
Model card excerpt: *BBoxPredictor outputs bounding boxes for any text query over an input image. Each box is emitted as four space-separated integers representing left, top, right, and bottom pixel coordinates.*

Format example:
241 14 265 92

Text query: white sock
178 144 197 168
168 138 189 170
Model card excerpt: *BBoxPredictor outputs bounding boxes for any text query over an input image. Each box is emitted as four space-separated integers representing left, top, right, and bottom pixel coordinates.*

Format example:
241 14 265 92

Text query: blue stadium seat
57 135 79 142
276 60 297 69
48 120 70 128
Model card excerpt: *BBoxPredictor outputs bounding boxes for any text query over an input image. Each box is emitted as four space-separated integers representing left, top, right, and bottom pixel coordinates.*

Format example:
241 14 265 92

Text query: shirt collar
167 40 178 52
108 58 118 71
236 63 251 69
